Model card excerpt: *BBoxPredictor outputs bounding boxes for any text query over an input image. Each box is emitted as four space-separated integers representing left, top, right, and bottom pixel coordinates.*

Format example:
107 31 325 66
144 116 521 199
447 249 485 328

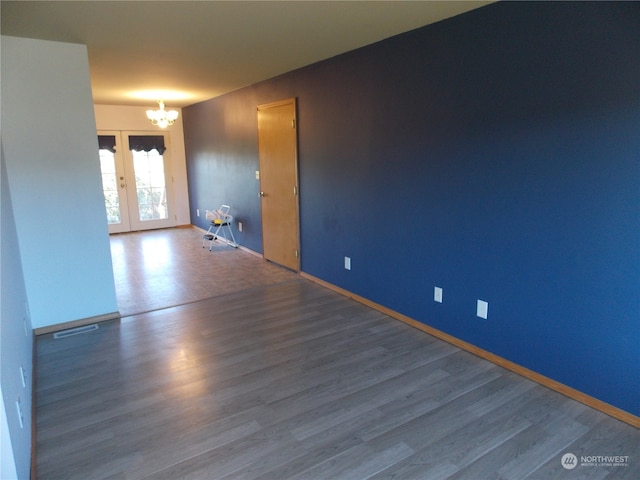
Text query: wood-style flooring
110 227 299 317
36 228 639 479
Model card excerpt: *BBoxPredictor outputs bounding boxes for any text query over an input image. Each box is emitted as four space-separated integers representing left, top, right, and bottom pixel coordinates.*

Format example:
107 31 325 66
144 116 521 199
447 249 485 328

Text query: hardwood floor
36 228 639 479
109 227 299 317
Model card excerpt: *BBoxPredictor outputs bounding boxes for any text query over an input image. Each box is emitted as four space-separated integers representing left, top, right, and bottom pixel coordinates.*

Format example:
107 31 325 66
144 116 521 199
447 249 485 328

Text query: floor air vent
53 324 99 339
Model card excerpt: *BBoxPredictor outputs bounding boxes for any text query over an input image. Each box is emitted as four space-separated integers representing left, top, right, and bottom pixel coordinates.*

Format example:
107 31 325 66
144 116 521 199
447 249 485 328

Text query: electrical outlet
196 208 200 217
434 287 443 303
477 299 488 319
238 221 243 232
344 256 351 270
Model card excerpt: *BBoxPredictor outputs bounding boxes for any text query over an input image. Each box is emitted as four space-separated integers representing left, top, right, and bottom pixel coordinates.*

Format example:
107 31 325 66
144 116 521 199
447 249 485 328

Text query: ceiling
1 1 492 108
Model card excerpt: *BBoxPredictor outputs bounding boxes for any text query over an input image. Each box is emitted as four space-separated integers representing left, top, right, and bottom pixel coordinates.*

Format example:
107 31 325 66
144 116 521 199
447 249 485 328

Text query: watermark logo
561 453 578 470
561 452 630 469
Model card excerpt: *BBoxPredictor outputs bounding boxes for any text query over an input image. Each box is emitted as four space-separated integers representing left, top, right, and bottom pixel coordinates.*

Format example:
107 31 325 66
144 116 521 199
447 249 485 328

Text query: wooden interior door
257 98 300 271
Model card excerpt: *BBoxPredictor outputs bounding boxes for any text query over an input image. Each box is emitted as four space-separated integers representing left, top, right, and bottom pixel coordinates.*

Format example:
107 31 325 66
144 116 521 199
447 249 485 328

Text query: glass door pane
124 131 174 232
100 149 122 224
132 149 168 222
98 131 130 234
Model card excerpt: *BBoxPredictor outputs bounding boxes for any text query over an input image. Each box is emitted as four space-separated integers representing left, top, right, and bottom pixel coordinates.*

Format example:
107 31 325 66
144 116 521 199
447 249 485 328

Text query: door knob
258 191 265 197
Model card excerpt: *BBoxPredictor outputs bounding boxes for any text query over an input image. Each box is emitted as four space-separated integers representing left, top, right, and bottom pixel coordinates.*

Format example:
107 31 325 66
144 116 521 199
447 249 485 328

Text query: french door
98 131 175 233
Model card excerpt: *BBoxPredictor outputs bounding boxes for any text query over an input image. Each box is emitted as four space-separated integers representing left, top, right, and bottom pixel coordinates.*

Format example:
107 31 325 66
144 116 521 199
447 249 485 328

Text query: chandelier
146 100 179 128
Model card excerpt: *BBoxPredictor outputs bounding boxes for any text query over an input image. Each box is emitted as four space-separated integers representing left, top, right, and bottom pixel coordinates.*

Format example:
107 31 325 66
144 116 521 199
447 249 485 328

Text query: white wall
1 143 32 479
1 36 118 329
94 105 191 225
0 385 19 480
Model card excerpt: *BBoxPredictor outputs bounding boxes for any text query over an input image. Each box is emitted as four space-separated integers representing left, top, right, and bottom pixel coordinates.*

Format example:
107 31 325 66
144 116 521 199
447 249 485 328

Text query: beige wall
93 104 191 226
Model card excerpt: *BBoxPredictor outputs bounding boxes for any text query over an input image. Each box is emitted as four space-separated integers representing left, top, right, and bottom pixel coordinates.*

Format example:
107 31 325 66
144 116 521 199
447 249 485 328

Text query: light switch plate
344 257 351 270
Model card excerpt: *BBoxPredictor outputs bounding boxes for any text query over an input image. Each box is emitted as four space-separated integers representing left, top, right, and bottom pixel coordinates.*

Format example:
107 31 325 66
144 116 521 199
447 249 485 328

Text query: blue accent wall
184 2 640 416
184 92 265 251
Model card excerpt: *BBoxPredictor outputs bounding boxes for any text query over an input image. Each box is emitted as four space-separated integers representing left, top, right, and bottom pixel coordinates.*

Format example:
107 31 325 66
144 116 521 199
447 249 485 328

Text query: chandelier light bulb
146 100 179 128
